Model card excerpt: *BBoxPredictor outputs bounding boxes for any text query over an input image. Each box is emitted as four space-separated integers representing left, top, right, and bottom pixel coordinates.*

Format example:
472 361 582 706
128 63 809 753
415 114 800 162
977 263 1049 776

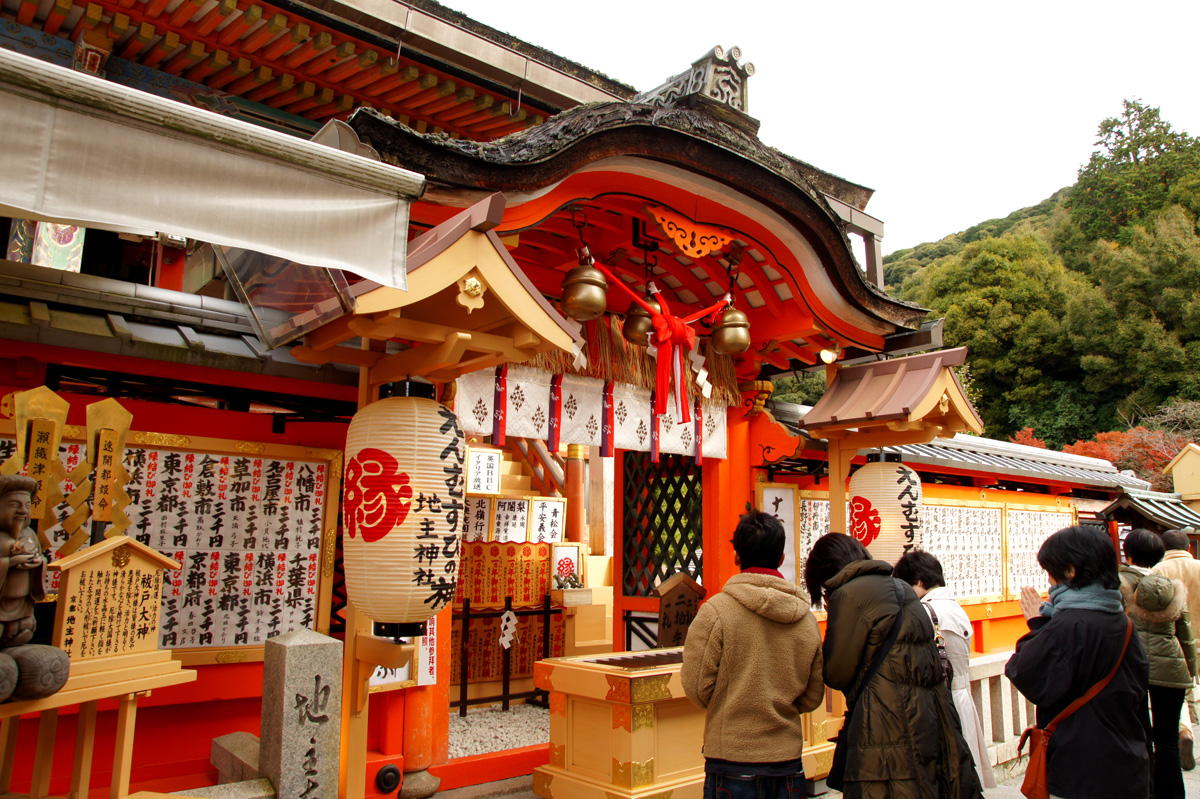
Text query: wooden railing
510 438 564 497
969 651 1035 772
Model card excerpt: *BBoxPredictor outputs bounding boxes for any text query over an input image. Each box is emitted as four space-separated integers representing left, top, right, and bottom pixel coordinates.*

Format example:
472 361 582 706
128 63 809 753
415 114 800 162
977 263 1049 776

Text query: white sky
437 0 1200 255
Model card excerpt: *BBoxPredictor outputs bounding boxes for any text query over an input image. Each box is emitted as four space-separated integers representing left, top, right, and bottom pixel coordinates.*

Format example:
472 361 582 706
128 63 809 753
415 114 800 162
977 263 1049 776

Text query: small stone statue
0 476 68 702
554 572 583 590
0 476 47 648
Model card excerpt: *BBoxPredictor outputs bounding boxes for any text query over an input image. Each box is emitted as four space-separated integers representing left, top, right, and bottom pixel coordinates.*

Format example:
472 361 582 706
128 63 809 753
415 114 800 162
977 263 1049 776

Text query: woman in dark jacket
1005 525 1150 799
805 534 981 799
1120 528 1196 799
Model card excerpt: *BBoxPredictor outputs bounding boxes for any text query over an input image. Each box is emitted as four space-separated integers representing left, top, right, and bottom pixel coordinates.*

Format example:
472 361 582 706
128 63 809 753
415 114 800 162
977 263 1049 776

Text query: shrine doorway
615 451 703 650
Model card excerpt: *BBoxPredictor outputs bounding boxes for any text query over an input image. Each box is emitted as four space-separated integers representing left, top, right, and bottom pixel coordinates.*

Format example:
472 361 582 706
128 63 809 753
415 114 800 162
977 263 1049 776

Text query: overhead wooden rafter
11 0 547 139
291 193 582 386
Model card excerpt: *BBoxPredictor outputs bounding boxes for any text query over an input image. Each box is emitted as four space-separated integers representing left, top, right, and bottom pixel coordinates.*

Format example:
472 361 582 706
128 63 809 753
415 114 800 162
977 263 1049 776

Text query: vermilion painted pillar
565 444 587 544
715 410 752 590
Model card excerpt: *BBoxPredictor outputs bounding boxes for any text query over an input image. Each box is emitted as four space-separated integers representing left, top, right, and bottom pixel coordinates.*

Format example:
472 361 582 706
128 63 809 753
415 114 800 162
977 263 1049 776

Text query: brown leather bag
1017 617 1133 799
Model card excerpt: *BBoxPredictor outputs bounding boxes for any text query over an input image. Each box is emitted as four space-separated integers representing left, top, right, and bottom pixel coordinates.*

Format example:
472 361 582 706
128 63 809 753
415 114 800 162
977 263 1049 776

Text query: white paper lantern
342 397 465 623
847 456 923 564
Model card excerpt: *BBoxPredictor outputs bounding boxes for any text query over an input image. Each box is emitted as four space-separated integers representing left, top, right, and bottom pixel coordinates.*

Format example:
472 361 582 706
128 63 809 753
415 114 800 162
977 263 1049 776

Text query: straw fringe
523 314 740 407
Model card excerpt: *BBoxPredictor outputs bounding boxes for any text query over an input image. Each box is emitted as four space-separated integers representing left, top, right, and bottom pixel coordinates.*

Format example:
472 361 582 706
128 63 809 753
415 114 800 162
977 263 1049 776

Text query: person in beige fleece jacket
682 511 824 799
1154 528 1200 769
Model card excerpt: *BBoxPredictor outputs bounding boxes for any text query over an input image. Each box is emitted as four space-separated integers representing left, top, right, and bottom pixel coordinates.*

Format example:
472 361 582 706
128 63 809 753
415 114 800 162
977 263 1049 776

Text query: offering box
533 648 703 799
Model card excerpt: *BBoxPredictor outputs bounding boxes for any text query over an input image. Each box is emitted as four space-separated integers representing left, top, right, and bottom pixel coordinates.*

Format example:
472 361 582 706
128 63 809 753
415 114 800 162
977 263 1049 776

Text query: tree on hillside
770 371 826 407
1070 99 1200 243
1010 427 1047 448
1066 205 1200 415
1064 426 1188 491
1140 399 1200 441
906 235 1094 445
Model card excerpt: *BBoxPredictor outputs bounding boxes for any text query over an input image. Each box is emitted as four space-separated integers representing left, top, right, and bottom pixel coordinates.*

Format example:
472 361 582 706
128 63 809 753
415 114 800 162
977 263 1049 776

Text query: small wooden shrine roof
1099 489 1200 531
292 193 582 384
800 347 983 437
652 572 706 599
49 535 180 572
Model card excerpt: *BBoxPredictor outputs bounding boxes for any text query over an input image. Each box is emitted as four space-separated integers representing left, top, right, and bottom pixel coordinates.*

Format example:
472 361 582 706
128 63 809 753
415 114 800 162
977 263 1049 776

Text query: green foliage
1069 99 1200 243
886 99 1200 456
770 371 827 407
906 235 1090 442
883 192 1066 297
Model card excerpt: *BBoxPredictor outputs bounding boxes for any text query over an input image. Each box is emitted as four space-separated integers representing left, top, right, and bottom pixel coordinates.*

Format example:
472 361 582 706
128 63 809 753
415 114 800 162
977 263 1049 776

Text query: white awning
0 48 424 290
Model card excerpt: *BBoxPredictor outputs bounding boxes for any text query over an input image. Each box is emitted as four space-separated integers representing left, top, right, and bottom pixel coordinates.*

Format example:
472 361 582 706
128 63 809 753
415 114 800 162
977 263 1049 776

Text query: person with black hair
1006 525 1151 799
804 534 982 799
1121 528 1196 799
1154 529 1200 768
893 550 995 788
681 511 824 799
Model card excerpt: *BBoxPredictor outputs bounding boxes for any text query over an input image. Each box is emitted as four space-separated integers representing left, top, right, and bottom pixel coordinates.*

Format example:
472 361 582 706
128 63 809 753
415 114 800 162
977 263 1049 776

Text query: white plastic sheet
0 48 424 289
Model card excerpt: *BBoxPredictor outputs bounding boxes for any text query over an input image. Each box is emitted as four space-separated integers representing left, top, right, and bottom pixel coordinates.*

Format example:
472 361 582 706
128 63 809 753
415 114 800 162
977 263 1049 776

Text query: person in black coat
806 534 982 799
1005 526 1151 799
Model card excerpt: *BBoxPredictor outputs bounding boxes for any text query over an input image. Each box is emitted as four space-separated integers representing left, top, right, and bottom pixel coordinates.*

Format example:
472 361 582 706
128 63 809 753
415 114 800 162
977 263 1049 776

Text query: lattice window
622 452 702 597
328 541 347 635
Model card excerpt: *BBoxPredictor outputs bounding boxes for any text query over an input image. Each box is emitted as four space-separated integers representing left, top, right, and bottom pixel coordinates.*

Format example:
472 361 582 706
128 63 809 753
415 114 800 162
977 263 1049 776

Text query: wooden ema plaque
51 536 178 661
653 573 705 649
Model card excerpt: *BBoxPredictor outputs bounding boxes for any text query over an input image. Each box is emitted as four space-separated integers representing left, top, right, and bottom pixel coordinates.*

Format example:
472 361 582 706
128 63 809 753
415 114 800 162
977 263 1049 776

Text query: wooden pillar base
399 768 440 799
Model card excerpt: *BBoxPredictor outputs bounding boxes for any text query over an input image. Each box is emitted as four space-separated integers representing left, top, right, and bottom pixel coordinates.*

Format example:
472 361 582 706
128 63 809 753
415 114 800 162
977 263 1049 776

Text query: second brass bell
560 263 608 322
710 307 751 354
622 296 660 346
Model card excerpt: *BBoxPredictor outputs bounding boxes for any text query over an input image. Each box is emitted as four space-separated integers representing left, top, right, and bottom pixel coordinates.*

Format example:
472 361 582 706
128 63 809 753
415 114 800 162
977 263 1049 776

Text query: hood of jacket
722 573 812 624
1121 566 1186 624
824 558 894 593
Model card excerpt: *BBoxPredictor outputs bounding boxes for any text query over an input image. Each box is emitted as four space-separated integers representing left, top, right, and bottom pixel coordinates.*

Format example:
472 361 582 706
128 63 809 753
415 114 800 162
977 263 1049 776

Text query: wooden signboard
795 490 1076 602
757 483 798 584
654 572 705 648
466 446 502 495
50 536 178 660
494 498 530 543
0 424 341 666
528 498 565 544
464 497 493 542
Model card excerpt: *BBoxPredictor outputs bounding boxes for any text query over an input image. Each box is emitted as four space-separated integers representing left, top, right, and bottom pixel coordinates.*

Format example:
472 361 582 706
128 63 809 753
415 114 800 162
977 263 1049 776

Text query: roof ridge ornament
634 45 759 135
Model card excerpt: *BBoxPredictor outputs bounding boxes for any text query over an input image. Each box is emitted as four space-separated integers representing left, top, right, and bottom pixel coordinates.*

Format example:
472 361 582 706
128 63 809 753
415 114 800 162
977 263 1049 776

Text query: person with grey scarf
1006 526 1151 799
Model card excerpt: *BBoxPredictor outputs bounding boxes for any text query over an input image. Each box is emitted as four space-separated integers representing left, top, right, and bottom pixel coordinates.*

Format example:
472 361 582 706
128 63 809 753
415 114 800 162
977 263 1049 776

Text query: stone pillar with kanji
260 628 342 799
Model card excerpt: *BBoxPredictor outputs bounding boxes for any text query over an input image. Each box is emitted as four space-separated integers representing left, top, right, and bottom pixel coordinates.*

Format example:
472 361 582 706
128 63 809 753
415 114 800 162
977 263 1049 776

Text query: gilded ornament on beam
629 674 671 703
605 674 631 703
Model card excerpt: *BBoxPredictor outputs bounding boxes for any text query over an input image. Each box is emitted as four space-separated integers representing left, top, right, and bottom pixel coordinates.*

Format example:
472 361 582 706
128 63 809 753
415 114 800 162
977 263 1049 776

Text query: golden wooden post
341 339 381 799
0 718 16 792
71 700 98 799
111 693 138 799
29 708 57 799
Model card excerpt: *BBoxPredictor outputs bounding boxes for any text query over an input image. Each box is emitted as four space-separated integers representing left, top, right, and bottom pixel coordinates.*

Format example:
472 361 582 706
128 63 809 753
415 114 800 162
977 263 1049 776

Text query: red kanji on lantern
849 496 882 548
344 448 413 543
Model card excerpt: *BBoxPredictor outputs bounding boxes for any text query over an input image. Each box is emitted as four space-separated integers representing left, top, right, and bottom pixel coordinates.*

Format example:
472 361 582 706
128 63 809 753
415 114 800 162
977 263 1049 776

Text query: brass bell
560 263 608 322
622 296 660 346
710 307 751 355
